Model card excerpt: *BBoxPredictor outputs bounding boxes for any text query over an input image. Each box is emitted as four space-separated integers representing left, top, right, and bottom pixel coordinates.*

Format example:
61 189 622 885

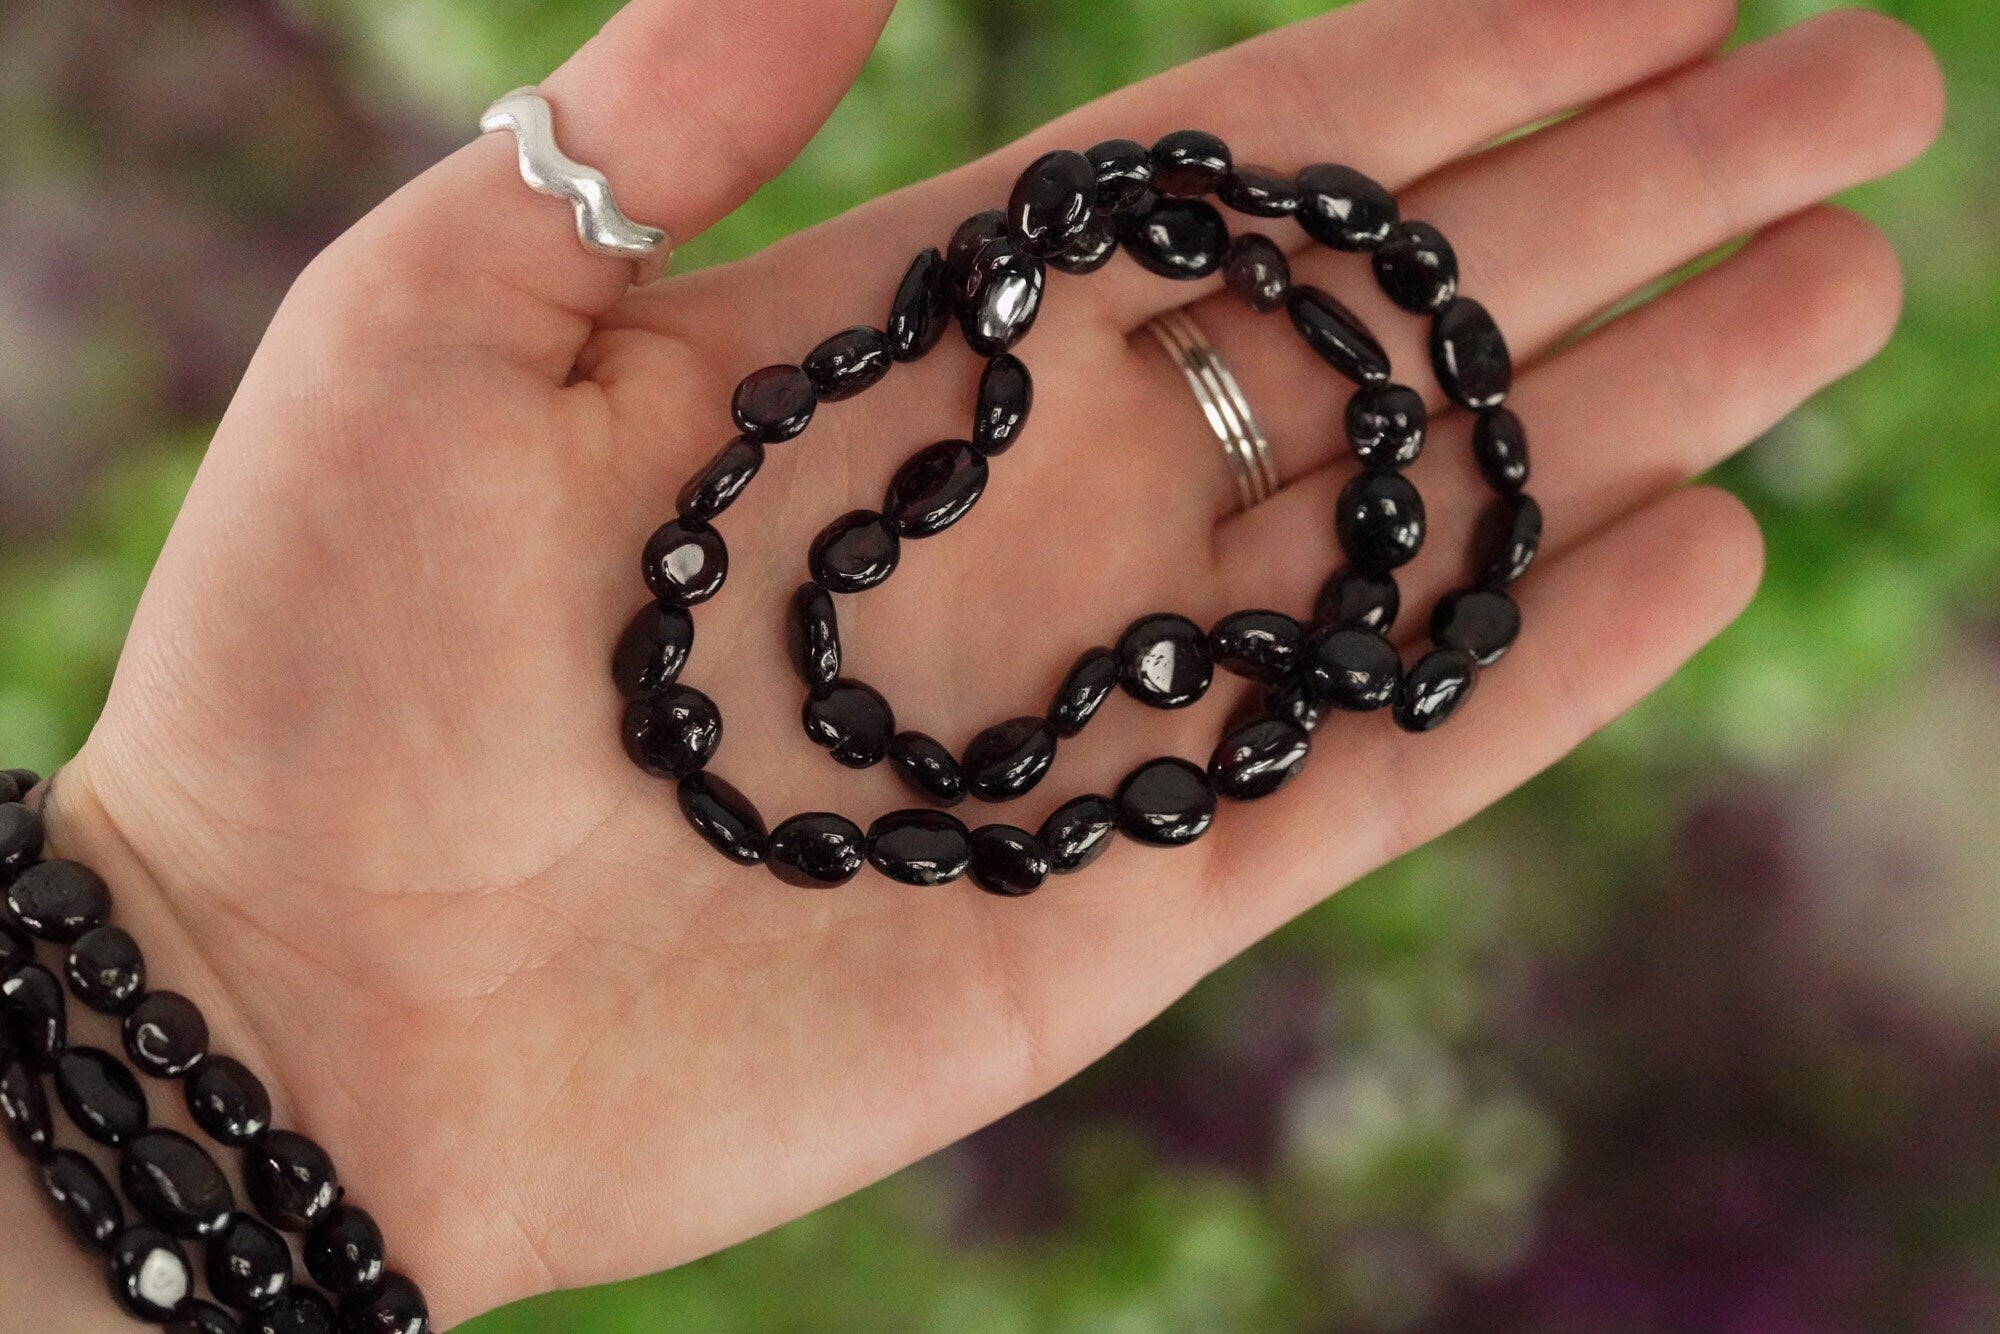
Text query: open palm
22 0 1940 1325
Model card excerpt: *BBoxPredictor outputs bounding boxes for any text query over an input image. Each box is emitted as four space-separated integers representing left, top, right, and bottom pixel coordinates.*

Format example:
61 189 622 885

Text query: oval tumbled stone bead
962 717 1057 803
1345 385 1427 469
676 437 764 523
2 918 33 975
1305 626 1402 713
1 1057 55 1156
786 583 841 693
1431 297 1513 410
1473 408 1531 492
244 1130 340 1231
1486 492 1543 587
767 814 867 888
802 680 895 769
676 772 769 867
1086 138 1154 213
959 239 1046 356
1220 165 1300 217
7 859 111 942
1007 150 1098 258
611 602 694 702
1208 610 1303 682
41 1149 124 1250
866 811 972 887
167 1299 241 1334
886 248 953 363
1285 286 1390 386
339 1272 428 1334
1432 588 1521 666
1050 216 1119 275
1150 130 1231 199
888 732 966 807
1337 470 1427 573
55 1047 149 1147
1394 649 1480 733
305 1203 385 1297
109 1224 194 1322
1209 718 1312 802
123 1128 234 1239
1372 221 1459 314
973 354 1033 458
0 800 43 879
967 826 1050 897
802 326 893 402
1038 795 1118 875
1117 614 1214 710
123 990 210 1079
621 685 722 780
1315 569 1400 633
1122 197 1228 280
207 1212 293 1312
1222 234 1290 313
946 210 1009 297
185 1056 272 1147
641 519 728 607
1048 647 1120 737
1264 675 1327 734
1115 758 1217 847
1296 163 1398 251
885 440 988 538
3 963 66 1070
730 364 817 442
809 511 901 593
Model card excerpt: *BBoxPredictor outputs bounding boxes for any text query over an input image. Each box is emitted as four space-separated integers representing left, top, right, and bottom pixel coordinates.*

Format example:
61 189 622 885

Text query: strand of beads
616 130 1538 894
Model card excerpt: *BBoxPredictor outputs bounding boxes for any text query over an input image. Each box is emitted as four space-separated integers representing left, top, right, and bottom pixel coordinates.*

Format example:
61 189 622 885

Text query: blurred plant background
2 0 1996 1329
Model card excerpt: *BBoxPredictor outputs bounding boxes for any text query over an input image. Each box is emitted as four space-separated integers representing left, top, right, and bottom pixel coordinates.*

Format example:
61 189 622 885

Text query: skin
0 0 1944 1326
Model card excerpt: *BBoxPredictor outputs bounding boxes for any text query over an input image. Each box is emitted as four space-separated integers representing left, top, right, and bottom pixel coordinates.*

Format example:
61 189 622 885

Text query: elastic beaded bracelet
616 131 1539 893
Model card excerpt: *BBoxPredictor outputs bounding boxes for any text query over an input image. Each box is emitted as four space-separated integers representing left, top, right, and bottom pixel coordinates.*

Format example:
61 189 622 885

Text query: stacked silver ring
1145 310 1282 510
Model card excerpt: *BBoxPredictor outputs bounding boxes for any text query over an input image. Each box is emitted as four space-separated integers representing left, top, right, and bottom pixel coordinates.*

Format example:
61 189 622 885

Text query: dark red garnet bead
967 825 1050 897
4 962 67 1070
124 989 210 1078
1007 150 1098 259
730 364 817 442
6 859 112 942
185 1056 273 1146
973 354 1033 458
1117 614 1213 710
885 440 988 538
787 583 841 693
1208 610 1303 682
0 800 43 879
1344 385 1427 469
207 1211 294 1312
865 810 972 887
1048 647 1120 737
1219 165 1300 217
54 1046 149 1147
1085 139 1154 213
1114 758 1216 847
1286 286 1390 386
676 437 764 523
338 1271 429 1334
245 1130 342 1232
1336 470 1427 573
802 680 895 769
1209 719 1311 801
41 1149 125 1250
802 326 893 402
1373 220 1459 314
962 717 1057 803
1485 492 1543 586
1432 588 1521 666
959 239 1046 356
1122 197 1229 280
611 602 694 702
1305 627 1402 713
621 685 722 781
1150 130 1231 199
1038 795 1118 874
166 1299 241 1334
68 923 148 1015
108 1224 194 1322
122 1129 235 1240
1222 234 1290 313
886 248 953 363
1394 649 1480 733
641 519 728 607
1296 162 1398 251
677 772 769 867
1473 408 1531 492
1431 297 1513 410
767 814 866 888
1 1057 55 1157
304 1202 386 1297
888 733 966 807
809 511 901 594
1314 569 1400 633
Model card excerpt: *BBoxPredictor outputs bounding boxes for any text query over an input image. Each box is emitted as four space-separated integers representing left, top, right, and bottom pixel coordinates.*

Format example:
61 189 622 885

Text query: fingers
299 0 895 377
1209 204 1904 620
1185 7 1944 492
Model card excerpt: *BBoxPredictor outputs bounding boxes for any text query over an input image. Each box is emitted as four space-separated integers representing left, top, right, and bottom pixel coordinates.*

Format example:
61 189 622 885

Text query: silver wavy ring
1145 310 1282 511
479 87 673 286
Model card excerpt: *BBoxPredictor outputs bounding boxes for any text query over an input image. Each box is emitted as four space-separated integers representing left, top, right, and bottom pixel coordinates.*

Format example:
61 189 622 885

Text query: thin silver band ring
1145 310 1282 511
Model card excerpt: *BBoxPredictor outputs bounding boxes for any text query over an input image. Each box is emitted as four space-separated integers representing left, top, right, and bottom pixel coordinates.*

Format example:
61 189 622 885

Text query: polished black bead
185 1056 272 1147
1296 163 1399 251
962 717 1057 803
885 440 988 537
305 1203 384 1297
208 1212 293 1312
1038 796 1118 874
1285 286 1390 386
1304 626 1402 712
958 239 1046 356
621 685 722 781
1048 648 1120 738
1 1058 54 1157
888 732 966 806
1121 197 1229 280
1373 220 1459 314
1220 165 1301 217
1150 130 1231 199
1314 569 1401 633
802 680 895 770
6 859 111 942
767 814 866 888
676 437 765 522
2 769 37 796
973 354 1033 458
887 248 953 363
337 1271 429 1334
0 773 15 806
865 811 972 887
1484 492 1543 586
41 1149 124 1249
254 1289 336 1334
641 519 728 607
2 917 32 974
809 510 901 593
4 962 66 1069
1007 150 1098 258
1336 470 1427 573
967 826 1049 897
730 364 817 443
1263 675 1327 734
1049 217 1119 275
677 772 769 867
1208 610 1303 682
1345 385 1427 469
1472 408 1531 492
244 1130 341 1231
169 1300 245 1334
1117 614 1214 709
124 990 209 1079
1432 588 1521 666
1085 139 1154 213
109 1224 194 1322
803 326 893 402
946 210 1010 299
1114 758 1217 847
1395 648 1480 733
68 924 146 1015
611 603 695 702
786 582 841 693
0 800 43 880
55 1046 148 1147
1431 297 1513 410
1210 718 1312 801
123 1129 234 1239
1221 234 1291 314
